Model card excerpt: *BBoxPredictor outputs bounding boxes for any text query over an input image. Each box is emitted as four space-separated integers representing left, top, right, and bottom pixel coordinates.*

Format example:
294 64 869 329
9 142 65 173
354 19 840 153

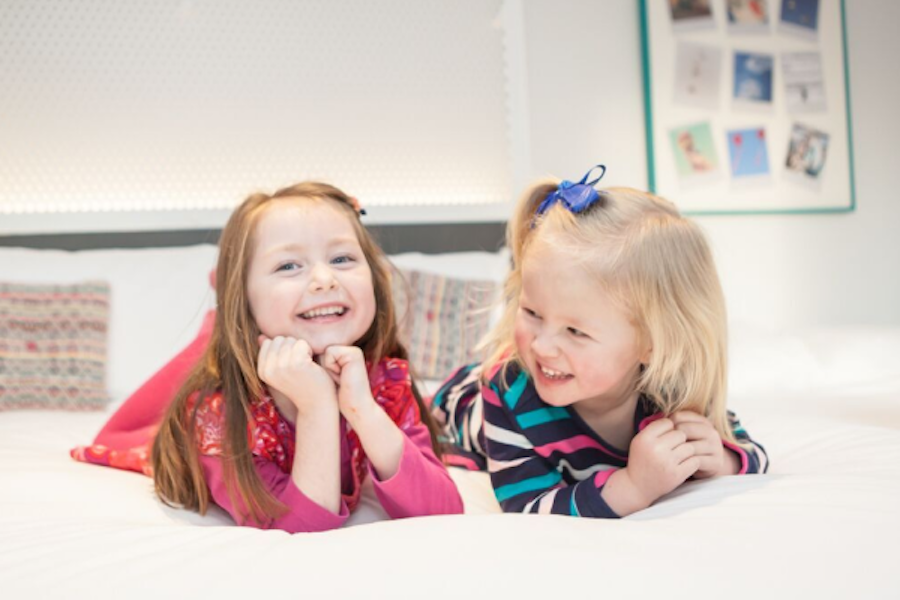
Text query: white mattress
2 401 899 599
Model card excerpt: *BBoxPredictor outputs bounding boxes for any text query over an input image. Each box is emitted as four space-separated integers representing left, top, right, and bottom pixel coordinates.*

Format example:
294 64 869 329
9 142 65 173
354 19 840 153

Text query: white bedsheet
2 245 899 598
2 403 899 599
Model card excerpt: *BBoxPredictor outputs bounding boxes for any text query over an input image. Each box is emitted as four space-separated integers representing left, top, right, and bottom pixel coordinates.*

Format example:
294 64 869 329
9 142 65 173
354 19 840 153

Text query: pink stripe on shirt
723 440 750 474
535 435 626 461
482 386 502 407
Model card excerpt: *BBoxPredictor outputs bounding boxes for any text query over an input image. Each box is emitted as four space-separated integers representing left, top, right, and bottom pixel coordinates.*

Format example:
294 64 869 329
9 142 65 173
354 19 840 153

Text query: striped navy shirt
432 361 768 517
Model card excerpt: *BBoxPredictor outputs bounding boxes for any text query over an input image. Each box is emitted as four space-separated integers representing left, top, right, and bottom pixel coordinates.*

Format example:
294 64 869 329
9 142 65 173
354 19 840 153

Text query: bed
1 244 899 599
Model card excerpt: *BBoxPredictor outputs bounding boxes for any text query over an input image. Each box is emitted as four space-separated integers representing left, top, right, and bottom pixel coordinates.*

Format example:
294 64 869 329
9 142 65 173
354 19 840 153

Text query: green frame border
638 0 856 216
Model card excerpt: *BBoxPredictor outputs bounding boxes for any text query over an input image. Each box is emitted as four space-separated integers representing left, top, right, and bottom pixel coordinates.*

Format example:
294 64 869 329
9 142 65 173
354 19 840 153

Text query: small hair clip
348 196 367 216
535 164 606 218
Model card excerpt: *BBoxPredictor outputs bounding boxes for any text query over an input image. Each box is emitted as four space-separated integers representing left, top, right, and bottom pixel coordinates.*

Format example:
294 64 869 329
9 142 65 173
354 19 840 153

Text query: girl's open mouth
299 305 348 321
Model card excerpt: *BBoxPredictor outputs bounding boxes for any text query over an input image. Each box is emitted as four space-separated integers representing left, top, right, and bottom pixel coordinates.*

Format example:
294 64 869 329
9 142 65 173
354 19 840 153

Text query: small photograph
727 0 769 33
782 52 826 112
780 0 820 39
668 0 716 32
785 123 829 179
726 127 770 178
669 122 720 179
733 51 774 105
674 42 723 109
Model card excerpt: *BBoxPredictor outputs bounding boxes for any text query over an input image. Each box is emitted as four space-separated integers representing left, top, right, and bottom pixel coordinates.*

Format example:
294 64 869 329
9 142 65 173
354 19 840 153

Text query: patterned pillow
392 269 498 381
0 281 111 410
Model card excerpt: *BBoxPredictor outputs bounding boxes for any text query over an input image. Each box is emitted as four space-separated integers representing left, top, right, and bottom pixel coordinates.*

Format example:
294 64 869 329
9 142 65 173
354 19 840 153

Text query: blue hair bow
535 164 607 217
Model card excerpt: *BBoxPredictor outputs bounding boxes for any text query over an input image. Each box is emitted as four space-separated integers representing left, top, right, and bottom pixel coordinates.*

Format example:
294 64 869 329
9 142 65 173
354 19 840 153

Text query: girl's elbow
440 489 465 515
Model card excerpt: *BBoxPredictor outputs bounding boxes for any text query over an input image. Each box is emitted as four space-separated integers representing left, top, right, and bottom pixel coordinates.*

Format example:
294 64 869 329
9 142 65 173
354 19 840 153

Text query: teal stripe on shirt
431 389 446 409
494 470 562 502
503 371 529 410
517 406 570 429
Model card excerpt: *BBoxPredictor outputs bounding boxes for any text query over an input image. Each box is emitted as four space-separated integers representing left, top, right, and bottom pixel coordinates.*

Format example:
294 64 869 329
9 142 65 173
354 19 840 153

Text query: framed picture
640 0 855 214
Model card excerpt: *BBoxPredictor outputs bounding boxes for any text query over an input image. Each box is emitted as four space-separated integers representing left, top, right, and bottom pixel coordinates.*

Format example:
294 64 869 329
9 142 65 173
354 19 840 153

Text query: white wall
2 1 896 329
522 0 900 329
0 0 514 229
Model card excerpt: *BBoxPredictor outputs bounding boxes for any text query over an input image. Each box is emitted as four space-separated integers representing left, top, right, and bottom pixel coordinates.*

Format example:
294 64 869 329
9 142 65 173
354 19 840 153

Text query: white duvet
2 401 899 600
2 245 899 598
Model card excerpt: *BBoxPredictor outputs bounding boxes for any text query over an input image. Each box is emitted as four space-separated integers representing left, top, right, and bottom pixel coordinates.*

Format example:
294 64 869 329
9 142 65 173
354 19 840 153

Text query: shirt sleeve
368 421 464 518
430 362 490 471
482 382 620 519
723 410 769 474
199 454 349 534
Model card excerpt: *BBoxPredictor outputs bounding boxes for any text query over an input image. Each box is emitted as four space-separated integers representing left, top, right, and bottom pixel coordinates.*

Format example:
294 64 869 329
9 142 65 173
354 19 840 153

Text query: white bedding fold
2 406 899 599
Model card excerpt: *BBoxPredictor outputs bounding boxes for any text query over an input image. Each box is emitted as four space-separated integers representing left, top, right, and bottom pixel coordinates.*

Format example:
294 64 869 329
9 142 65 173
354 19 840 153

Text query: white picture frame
640 0 855 214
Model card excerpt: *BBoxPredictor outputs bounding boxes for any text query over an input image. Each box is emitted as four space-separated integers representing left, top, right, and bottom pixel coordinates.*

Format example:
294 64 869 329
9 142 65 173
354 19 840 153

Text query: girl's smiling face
246 198 376 355
513 242 649 415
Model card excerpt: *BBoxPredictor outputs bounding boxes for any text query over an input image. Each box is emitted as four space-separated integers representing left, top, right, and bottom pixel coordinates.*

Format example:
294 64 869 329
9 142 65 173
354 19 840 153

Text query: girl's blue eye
568 327 588 338
276 262 300 272
331 255 354 265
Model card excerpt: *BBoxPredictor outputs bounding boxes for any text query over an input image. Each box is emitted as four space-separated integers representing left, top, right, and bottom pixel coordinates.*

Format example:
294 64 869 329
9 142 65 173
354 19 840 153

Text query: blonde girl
432 166 767 517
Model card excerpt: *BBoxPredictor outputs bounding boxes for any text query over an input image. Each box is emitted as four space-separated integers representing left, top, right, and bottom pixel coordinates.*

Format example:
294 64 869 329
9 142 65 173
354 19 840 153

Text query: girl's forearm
348 403 405 480
291 403 342 514
721 446 741 475
600 469 654 517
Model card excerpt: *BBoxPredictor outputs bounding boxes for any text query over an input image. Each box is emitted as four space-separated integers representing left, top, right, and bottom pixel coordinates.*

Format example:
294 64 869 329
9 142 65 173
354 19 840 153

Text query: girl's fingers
640 417 674 438
674 420 720 460
672 441 696 463
319 348 341 375
257 337 272 378
321 346 365 373
269 335 285 355
317 350 342 387
692 438 721 458
262 336 315 372
678 456 701 479
671 410 708 425
258 336 271 357
289 338 312 367
324 345 355 368
318 346 367 388
295 338 312 359
272 337 291 370
673 421 710 442
658 428 688 450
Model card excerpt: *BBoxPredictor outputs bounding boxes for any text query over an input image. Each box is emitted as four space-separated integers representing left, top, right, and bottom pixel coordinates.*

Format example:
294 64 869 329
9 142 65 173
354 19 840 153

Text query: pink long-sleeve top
194 358 463 533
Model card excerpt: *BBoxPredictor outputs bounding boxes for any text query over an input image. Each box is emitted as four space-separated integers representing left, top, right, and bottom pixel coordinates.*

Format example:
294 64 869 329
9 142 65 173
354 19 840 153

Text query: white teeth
300 306 346 319
540 365 569 380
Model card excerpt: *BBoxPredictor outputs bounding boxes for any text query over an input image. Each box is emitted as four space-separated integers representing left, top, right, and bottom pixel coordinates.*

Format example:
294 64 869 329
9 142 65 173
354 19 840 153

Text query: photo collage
665 0 830 189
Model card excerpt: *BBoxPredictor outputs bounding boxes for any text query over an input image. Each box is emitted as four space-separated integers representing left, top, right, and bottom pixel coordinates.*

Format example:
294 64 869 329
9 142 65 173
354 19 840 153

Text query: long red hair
151 182 441 525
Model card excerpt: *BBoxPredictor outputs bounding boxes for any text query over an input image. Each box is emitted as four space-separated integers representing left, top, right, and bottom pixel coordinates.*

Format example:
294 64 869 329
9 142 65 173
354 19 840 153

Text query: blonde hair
152 181 442 526
484 180 735 444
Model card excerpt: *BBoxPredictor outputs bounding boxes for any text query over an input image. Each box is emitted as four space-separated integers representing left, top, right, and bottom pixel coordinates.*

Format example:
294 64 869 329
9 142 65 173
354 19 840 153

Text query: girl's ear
639 343 652 366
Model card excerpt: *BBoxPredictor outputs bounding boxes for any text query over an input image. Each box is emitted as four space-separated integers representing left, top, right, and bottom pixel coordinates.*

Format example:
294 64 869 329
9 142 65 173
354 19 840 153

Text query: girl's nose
309 262 338 292
531 330 559 359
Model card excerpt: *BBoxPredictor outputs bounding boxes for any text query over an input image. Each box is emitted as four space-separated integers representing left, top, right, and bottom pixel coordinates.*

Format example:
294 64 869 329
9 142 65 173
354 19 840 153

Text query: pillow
0 245 219 405
392 269 498 382
0 281 110 410
388 249 511 283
